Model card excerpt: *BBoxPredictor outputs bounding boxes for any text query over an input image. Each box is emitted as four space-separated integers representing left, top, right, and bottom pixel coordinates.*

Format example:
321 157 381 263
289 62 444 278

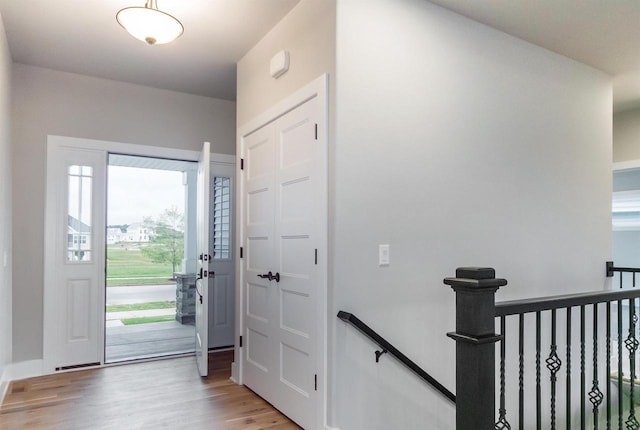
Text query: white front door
195 141 211 376
43 145 106 371
208 163 236 348
241 92 326 429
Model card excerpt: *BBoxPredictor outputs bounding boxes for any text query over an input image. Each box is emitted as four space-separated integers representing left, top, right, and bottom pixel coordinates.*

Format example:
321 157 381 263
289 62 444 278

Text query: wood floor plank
0 351 302 430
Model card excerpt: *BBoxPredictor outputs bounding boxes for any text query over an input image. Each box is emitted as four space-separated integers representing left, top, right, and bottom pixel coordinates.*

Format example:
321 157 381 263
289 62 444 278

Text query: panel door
241 95 321 430
44 147 106 370
272 97 320 429
242 124 277 398
195 141 211 376
208 162 236 348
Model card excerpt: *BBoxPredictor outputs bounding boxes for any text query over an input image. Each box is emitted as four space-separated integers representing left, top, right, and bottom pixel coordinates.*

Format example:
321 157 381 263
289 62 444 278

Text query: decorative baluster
620 300 624 430
520 313 524 430
537 311 542 430
567 307 572 430
589 304 604 429
606 301 611 430
626 298 639 430
582 305 586 430
546 309 562 430
495 316 511 429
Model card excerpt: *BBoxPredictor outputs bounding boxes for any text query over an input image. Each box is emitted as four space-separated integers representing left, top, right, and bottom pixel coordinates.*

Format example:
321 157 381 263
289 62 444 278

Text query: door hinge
314 248 318 265
240 158 244 170
314 124 318 140
239 336 243 347
240 247 243 258
314 374 318 391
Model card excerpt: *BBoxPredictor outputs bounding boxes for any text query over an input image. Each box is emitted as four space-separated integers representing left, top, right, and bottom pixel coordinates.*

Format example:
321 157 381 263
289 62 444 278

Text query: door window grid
67 165 93 262
212 177 230 260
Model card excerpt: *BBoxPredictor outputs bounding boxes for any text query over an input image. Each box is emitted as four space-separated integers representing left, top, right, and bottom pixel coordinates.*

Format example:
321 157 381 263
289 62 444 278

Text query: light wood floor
0 351 301 430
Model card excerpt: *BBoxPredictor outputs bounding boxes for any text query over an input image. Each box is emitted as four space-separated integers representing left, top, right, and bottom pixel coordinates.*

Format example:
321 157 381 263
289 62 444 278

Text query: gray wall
0 14 12 382
332 0 612 428
613 231 640 268
614 107 640 162
11 64 236 361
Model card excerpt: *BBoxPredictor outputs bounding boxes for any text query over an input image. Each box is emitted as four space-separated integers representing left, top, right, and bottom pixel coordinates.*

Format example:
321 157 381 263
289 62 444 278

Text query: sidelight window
67 165 93 262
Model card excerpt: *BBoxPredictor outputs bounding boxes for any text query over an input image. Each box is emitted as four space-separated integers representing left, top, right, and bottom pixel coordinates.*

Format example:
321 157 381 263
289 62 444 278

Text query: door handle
258 272 273 280
197 268 214 280
257 271 280 282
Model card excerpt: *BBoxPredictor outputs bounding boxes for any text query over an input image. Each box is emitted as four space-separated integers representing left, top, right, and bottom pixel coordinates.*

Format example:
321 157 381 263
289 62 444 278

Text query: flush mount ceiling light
116 0 184 45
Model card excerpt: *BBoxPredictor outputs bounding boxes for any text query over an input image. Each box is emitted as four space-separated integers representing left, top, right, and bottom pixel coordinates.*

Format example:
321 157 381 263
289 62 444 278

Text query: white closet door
242 95 322 429
242 123 277 397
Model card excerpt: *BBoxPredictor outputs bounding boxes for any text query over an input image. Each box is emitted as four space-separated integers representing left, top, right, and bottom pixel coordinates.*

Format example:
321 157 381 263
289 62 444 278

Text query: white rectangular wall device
270 50 290 79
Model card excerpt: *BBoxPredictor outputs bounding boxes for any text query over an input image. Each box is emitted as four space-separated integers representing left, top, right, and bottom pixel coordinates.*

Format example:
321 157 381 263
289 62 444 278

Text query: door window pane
212 177 231 260
67 165 93 262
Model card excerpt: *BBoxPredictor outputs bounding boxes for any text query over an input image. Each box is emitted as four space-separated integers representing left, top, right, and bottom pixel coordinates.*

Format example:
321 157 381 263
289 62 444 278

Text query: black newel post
444 267 507 430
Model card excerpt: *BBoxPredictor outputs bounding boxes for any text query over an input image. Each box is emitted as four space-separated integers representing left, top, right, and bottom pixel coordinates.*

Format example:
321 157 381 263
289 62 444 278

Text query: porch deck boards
0 351 301 430
105 320 195 362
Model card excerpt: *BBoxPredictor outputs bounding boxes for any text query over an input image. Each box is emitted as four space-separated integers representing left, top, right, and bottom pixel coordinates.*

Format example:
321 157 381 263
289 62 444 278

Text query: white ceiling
428 0 640 112
1 1 639 110
0 0 300 101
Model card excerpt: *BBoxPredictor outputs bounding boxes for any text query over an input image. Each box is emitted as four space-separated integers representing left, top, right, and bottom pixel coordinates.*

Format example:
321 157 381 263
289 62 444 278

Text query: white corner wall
236 0 336 127
333 0 612 428
11 64 236 362
0 14 12 391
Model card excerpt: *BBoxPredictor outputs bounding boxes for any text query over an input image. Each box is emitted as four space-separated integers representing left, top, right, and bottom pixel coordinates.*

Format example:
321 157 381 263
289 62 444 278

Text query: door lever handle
258 272 272 280
257 271 280 282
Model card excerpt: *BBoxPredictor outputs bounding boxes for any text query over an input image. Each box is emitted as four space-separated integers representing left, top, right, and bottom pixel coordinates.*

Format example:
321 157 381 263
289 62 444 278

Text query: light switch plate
379 244 390 266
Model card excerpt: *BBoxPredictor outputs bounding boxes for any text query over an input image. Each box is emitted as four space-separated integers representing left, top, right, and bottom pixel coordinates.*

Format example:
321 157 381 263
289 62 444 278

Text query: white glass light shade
116 6 183 45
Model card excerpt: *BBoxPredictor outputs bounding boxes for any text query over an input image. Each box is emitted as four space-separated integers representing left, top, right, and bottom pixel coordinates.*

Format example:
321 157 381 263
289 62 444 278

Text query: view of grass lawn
121 315 176 325
107 244 177 325
107 244 174 286
106 301 176 313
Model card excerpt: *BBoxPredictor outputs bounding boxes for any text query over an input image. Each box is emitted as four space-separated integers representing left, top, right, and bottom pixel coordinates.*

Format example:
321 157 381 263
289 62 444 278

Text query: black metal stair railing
445 265 640 430
494 290 640 429
337 310 456 404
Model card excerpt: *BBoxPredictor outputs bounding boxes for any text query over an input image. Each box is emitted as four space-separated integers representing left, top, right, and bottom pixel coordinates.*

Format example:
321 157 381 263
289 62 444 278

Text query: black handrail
495 288 640 317
337 310 456 404
606 260 640 277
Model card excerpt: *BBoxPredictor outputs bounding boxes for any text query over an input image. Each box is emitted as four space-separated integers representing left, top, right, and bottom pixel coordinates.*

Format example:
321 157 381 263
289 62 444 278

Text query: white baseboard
326 426 340 430
230 361 239 383
5 359 43 381
0 378 8 405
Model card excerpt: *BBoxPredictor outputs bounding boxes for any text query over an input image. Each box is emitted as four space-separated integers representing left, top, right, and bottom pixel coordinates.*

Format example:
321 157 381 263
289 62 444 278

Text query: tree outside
141 206 185 278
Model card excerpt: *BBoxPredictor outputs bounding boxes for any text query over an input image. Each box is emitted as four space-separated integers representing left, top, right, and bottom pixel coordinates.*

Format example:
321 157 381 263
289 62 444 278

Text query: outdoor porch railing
445 265 640 430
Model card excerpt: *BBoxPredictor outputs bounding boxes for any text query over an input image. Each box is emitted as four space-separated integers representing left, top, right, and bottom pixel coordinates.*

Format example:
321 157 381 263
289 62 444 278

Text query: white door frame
235 74 329 429
43 135 234 374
